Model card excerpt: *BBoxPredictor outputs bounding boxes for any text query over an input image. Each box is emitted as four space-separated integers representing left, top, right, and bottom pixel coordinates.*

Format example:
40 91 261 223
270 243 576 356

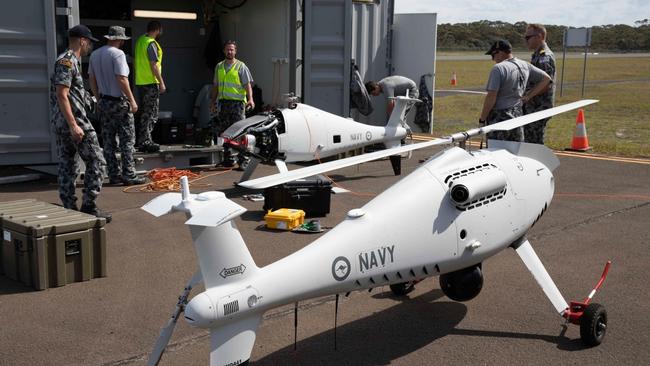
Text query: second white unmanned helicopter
216 94 420 182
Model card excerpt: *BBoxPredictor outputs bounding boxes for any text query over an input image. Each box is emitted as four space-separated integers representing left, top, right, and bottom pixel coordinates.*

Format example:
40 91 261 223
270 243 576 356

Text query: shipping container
0 0 436 167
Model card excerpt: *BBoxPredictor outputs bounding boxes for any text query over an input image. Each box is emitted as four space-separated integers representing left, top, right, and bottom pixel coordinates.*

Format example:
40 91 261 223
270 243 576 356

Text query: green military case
0 199 106 290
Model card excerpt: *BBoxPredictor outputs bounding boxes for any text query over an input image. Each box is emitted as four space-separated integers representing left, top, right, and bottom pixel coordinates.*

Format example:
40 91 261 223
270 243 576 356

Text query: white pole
180 176 190 201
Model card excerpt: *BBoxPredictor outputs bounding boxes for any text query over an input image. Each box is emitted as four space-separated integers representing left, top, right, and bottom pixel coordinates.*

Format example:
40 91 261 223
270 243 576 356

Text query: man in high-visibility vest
134 20 166 153
210 40 254 169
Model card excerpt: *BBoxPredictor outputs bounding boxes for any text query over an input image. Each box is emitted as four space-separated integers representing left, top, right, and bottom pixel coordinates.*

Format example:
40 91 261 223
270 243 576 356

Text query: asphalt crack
529 201 650 241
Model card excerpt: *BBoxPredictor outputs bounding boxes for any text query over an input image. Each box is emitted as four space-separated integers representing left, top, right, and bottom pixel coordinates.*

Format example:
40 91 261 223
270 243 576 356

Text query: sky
394 0 649 27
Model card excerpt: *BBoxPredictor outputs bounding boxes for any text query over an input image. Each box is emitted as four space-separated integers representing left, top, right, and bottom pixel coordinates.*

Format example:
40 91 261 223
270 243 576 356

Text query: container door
302 0 352 116
392 13 437 133
0 0 77 165
349 0 393 126
289 0 303 100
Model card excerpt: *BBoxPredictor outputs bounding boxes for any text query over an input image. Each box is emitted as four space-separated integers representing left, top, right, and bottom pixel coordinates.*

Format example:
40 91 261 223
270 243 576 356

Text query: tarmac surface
1 146 649 366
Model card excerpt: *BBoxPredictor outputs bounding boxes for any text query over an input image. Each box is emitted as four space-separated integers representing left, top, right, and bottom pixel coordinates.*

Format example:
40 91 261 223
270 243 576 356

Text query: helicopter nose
185 292 217 328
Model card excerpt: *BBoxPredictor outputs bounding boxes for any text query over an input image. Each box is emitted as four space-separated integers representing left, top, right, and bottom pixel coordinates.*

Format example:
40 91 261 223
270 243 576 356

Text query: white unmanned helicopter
217 95 418 182
143 99 611 366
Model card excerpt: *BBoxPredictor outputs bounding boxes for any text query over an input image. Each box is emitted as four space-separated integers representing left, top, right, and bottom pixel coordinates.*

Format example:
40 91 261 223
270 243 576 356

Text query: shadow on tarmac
254 289 467 366
449 326 589 351
255 286 589 365
0 176 59 194
327 173 391 184
240 210 266 222
371 286 590 351
0 276 36 295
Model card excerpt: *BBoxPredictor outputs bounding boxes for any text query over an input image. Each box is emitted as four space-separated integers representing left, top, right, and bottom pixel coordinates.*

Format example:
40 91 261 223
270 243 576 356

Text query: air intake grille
223 300 240 316
444 163 496 187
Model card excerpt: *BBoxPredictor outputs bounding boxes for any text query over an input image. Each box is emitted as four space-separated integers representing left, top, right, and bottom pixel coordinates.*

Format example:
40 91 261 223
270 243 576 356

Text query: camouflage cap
104 26 131 40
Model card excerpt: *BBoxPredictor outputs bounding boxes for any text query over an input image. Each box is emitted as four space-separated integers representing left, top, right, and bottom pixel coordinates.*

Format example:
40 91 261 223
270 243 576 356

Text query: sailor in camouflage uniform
210 40 255 169
213 98 245 141
89 26 145 186
523 24 556 144
137 85 160 150
50 25 111 222
479 40 551 143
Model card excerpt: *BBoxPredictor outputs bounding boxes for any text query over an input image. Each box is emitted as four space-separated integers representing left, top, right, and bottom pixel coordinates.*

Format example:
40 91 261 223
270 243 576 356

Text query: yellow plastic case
264 208 305 230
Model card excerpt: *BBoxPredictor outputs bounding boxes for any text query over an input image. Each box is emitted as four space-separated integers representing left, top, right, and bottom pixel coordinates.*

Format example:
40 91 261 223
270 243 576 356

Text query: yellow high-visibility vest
216 61 247 101
135 35 162 85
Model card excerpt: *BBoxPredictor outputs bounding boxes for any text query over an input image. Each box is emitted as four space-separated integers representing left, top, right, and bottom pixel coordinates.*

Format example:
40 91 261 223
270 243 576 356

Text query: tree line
437 19 650 51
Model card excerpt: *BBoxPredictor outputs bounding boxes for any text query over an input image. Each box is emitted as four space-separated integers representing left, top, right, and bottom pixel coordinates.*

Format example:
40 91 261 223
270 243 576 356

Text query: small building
0 0 435 166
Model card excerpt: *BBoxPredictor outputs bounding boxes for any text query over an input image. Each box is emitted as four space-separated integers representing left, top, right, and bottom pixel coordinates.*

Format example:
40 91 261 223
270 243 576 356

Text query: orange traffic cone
566 109 591 152
450 71 457 86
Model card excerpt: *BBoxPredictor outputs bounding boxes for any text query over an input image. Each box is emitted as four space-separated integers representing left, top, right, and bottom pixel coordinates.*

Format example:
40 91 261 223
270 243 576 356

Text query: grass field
432 54 650 157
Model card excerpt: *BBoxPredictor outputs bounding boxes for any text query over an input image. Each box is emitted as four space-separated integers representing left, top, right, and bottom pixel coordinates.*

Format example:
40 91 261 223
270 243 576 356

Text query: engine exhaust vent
446 164 508 211
223 300 240 316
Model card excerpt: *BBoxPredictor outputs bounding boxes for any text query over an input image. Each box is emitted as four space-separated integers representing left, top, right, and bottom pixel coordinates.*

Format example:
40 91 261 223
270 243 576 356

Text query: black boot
146 143 160 153
235 157 250 171
80 203 112 223
123 175 146 186
216 152 236 168
64 203 79 211
139 142 160 153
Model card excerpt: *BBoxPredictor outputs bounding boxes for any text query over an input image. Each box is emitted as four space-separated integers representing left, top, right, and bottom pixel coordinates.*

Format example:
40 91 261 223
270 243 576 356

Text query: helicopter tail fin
209 315 262 366
382 137 404 176
385 94 420 129
142 177 259 289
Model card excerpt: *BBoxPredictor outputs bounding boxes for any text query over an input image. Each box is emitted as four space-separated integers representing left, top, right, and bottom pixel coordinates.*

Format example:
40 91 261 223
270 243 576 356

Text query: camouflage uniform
524 43 556 144
136 84 160 147
486 106 525 142
50 50 106 210
98 98 137 181
215 99 246 165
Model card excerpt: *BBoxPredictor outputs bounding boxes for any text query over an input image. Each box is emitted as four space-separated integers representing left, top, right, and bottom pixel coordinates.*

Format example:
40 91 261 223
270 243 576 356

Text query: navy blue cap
68 24 99 42
485 39 512 55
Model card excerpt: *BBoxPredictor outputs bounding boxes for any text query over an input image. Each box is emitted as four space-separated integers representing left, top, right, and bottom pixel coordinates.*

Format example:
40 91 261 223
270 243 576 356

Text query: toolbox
263 175 332 217
264 208 305 230
0 199 107 290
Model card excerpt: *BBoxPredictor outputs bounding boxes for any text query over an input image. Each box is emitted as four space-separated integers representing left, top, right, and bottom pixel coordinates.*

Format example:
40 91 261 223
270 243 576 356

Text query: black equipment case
263 176 332 217
152 111 184 144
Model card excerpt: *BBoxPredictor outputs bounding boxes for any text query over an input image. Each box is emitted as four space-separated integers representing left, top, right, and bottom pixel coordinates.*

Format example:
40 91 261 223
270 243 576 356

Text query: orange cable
122 167 234 193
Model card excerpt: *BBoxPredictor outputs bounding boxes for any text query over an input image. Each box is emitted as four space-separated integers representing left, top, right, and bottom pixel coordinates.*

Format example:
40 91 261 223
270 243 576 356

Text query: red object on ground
563 261 612 324
566 108 591 152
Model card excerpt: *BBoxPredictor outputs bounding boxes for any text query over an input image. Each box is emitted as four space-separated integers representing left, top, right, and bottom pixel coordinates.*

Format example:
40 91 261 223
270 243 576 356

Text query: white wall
392 13 436 132
219 0 291 108
0 0 57 164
